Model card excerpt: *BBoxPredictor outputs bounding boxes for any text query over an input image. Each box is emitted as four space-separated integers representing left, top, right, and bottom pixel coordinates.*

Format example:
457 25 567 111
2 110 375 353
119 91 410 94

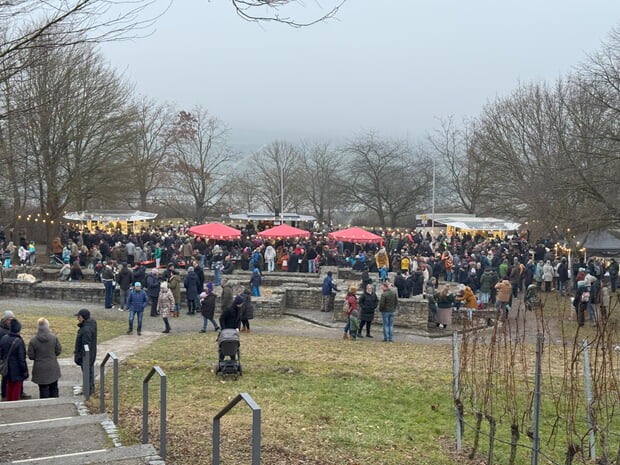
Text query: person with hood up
240 287 255 332
157 281 175 333
27 318 62 398
250 268 262 297
0 318 28 401
146 269 161 317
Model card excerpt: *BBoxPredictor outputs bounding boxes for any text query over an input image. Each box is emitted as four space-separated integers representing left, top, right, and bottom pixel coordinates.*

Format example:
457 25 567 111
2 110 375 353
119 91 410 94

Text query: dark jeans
104 280 114 308
38 381 59 398
150 296 159 316
81 364 95 395
358 320 372 335
128 310 144 332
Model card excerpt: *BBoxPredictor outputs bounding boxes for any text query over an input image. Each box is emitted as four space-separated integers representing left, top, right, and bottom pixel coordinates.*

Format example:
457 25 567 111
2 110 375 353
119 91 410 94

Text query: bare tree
342 132 432 227
428 116 494 215
251 140 305 215
10 37 134 250
166 107 234 222
231 0 345 27
121 97 175 210
299 141 344 224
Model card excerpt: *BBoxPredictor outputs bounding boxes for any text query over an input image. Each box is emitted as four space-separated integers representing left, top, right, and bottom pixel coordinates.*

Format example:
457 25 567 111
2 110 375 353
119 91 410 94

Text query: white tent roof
418 213 520 231
229 212 316 222
64 210 158 222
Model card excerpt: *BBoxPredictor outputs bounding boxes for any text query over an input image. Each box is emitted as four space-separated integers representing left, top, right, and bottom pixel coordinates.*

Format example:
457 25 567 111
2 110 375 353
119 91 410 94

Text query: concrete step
0 443 162 465
0 399 164 464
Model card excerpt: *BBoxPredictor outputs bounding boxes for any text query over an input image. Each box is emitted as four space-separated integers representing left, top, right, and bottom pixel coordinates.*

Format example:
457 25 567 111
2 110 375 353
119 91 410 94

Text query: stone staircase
0 349 165 465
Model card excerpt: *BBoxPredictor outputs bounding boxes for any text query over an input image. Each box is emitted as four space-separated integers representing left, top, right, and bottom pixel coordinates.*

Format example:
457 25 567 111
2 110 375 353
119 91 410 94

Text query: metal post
113 358 119 425
160 372 167 460
142 375 149 445
280 164 284 224
583 339 596 460
531 334 543 465
83 344 90 400
453 331 462 451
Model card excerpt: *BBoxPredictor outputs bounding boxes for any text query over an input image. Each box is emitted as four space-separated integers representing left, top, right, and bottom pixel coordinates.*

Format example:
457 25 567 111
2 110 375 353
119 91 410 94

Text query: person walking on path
73 309 96 395
0 318 28 401
126 282 148 336
157 281 175 334
199 283 220 333
321 271 340 312
379 282 398 342
27 318 62 398
358 283 378 338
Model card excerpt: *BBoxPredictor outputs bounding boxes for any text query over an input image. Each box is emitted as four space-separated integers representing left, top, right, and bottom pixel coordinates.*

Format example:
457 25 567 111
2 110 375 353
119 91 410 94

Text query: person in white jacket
264 244 277 272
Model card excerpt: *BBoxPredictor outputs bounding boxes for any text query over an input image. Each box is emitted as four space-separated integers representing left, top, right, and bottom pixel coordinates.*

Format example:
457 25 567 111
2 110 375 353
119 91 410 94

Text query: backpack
342 299 351 314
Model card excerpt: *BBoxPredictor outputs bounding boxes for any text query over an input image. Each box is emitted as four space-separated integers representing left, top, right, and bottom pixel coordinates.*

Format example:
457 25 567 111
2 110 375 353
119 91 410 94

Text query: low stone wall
331 294 431 329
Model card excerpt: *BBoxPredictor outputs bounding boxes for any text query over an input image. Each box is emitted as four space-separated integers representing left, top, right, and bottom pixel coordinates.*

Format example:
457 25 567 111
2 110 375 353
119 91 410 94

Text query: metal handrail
99 352 119 424
142 366 167 459
213 393 261 465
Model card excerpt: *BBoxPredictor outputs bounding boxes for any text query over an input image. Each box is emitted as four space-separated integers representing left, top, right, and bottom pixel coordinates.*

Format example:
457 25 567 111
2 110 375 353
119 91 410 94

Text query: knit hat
160 281 168 290
3 310 15 319
134 282 142 287
206 282 214 292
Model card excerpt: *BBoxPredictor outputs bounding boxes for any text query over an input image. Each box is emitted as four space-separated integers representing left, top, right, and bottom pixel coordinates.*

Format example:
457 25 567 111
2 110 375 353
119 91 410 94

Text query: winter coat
133 266 146 285
157 288 175 318
126 289 148 313
479 270 497 294
240 290 255 320
27 327 62 385
456 286 477 309
542 262 554 282
74 318 97 367
200 292 217 319
394 274 407 298
0 330 28 382
168 274 182 303
495 280 512 303
321 276 339 295
250 270 262 287
344 292 358 316
146 274 161 298
375 251 389 269
117 267 134 290
358 290 379 322
379 287 398 313
408 271 424 296
184 271 200 301
221 282 234 311
435 292 455 309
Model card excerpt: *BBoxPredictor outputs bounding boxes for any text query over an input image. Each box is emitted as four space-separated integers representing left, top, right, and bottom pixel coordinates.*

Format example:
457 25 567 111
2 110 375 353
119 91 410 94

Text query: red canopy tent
258 224 310 240
188 222 241 240
328 227 383 244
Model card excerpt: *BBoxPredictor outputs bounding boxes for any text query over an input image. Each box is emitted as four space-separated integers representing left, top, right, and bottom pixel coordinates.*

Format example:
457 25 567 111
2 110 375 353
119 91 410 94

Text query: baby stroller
525 284 543 312
216 329 242 379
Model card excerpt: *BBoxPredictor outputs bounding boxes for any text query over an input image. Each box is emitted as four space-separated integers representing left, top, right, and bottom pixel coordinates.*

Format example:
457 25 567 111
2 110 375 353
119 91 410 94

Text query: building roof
229 212 316 222
63 210 158 222
417 213 520 231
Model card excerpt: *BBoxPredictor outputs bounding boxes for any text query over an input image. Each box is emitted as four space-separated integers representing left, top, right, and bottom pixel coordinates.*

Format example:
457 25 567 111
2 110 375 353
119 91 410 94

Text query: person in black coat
73 309 97 395
146 270 161 316
357 284 378 337
183 267 200 315
408 270 424 297
220 294 243 330
0 319 28 401
394 272 407 298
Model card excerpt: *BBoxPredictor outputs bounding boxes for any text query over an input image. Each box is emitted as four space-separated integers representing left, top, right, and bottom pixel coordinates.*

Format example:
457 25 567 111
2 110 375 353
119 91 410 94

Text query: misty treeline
1 10 620 247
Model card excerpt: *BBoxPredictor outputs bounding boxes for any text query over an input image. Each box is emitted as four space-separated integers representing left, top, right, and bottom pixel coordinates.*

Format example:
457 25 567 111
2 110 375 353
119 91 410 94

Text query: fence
452 294 620 465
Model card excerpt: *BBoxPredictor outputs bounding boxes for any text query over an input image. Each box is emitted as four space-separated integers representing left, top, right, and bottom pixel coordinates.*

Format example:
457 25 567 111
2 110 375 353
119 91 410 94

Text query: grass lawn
99 333 458 465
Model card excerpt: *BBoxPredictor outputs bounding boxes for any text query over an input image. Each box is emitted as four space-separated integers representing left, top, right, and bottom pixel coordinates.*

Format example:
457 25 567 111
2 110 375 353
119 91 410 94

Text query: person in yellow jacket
375 247 389 282
456 284 477 320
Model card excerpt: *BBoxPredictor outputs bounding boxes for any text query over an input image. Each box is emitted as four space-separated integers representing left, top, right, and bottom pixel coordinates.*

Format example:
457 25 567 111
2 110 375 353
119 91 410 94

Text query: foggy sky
100 0 620 153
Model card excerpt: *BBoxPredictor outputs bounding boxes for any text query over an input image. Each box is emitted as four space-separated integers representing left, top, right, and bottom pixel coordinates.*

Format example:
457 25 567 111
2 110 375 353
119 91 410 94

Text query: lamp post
280 163 284 224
